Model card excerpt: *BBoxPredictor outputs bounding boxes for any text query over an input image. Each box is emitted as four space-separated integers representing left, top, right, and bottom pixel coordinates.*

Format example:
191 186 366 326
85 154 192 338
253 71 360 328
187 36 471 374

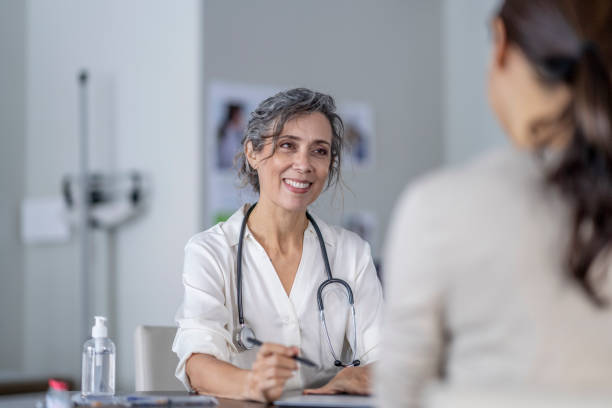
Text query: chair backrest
134 325 184 392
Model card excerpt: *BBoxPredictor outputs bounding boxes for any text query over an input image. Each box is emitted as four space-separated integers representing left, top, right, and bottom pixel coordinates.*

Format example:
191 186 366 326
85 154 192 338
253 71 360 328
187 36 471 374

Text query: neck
247 198 308 254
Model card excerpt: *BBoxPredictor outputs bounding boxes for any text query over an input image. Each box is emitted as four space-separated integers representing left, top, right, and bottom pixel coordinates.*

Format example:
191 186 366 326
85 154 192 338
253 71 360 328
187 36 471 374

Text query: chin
276 194 317 213
280 200 311 213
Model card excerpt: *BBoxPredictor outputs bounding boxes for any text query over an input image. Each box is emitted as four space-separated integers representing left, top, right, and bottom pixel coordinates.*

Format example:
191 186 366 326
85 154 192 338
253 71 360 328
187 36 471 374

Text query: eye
313 148 329 156
279 141 294 149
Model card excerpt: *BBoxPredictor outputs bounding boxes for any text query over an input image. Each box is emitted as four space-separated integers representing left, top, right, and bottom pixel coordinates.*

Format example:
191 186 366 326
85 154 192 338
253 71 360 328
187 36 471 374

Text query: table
0 391 270 408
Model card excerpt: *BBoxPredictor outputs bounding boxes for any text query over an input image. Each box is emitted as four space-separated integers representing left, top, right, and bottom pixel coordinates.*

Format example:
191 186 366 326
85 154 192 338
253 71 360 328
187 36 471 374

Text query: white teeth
285 179 310 189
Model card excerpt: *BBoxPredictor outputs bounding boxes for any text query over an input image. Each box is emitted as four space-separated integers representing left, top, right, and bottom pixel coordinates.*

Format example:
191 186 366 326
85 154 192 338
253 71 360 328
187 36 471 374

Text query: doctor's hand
303 365 372 396
244 343 298 402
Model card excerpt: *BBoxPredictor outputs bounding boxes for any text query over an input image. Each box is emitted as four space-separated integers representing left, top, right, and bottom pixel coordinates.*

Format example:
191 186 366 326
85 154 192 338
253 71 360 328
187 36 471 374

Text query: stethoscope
233 203 360 368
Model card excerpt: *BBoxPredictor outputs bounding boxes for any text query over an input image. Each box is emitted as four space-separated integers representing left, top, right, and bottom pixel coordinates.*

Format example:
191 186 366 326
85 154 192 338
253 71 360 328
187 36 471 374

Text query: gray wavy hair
235 88 344 193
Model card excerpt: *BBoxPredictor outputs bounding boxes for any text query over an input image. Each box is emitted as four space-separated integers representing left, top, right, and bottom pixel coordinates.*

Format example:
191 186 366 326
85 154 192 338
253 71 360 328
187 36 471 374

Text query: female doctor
172 88 383 402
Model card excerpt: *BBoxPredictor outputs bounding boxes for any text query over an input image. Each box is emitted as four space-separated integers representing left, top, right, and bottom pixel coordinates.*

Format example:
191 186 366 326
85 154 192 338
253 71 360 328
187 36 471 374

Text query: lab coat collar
222 203 336 248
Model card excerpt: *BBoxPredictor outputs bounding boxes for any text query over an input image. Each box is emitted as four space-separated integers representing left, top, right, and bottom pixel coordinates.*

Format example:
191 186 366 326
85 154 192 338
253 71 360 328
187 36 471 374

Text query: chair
134 325 185 391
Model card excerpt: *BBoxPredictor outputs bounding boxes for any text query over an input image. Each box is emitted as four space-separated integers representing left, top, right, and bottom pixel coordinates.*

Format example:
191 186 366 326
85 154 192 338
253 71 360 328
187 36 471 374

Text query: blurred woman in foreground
378 0 612 406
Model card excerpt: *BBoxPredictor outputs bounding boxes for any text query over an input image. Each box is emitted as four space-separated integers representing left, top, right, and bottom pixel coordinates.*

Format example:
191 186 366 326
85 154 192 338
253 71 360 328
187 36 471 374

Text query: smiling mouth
283 178 312 191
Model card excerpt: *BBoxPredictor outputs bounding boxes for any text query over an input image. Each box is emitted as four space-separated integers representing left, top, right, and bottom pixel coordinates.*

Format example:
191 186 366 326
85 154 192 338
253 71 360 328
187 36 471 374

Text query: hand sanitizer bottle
81 316 115 397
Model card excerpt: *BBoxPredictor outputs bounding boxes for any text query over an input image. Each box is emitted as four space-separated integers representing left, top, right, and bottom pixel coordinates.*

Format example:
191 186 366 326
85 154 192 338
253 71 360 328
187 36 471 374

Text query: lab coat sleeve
172 235 235 390
352 238 384 365
375 186 445 408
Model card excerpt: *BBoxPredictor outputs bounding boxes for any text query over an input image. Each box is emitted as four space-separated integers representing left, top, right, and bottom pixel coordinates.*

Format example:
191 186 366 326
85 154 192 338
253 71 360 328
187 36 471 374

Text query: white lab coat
172 205 383 391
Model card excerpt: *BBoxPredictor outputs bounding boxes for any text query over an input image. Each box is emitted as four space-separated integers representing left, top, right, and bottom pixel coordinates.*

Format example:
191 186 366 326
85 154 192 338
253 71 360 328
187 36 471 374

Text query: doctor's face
248 112 333 213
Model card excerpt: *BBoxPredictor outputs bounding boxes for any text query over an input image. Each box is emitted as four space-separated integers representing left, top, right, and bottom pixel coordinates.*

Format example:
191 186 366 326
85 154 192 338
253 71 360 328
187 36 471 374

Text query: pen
246 337 318 368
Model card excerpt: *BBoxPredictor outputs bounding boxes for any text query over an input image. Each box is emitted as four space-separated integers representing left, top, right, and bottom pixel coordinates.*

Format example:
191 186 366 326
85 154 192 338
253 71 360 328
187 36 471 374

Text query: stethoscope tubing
235 202 360 367
236 203 256 326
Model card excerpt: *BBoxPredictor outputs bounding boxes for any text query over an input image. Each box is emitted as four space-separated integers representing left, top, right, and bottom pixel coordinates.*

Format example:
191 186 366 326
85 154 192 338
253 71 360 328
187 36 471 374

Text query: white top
377 149 612 407
173 205 383 391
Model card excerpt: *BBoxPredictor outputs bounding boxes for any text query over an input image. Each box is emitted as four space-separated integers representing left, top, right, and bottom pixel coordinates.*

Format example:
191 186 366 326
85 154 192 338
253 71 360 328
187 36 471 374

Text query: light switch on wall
21 196 71 244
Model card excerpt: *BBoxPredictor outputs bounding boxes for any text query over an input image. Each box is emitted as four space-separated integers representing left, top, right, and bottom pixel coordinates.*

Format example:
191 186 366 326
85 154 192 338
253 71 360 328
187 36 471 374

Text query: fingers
246 377 286 402
256 371 292 402
259 342 299 357
262 365 295 380
262 385 285 403
260 376 289 390
269 353 298 370
248 343 300 401
253 354 298 372
254 344 299 371
308 367 371 396
350 388 371 396
303 386 339 395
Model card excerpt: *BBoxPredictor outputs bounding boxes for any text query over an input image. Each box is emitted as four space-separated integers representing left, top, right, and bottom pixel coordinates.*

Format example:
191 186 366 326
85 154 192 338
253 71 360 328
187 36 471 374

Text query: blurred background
0 0 504 393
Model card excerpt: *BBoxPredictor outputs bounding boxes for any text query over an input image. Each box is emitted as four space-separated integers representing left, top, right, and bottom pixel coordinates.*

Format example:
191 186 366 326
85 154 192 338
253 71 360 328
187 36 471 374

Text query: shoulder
184 206 246 259
387 148 551 255
330 224 370 253
308 212 370 253
184 226 229 256
307 214 373 279
395 148 541 219
414 148 535 196
181 216 241 287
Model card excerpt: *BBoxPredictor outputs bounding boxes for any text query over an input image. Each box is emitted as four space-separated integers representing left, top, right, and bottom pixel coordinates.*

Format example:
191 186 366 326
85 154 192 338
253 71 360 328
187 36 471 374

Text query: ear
245 141 258 170
491 17 509 69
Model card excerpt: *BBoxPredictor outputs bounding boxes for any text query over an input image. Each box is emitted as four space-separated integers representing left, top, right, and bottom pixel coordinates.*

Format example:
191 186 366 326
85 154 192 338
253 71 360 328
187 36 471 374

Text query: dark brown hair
499 0 612 306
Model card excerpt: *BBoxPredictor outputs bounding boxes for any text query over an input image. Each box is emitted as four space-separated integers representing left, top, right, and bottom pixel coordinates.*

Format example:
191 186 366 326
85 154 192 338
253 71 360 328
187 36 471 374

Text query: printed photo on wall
206 81 280 226
342 210 381 279
342 210 377 249
216 102 246 171
337 102 375 170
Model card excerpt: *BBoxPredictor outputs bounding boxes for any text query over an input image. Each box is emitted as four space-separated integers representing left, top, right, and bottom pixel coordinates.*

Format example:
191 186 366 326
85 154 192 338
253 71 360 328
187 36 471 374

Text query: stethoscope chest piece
234 324 256 351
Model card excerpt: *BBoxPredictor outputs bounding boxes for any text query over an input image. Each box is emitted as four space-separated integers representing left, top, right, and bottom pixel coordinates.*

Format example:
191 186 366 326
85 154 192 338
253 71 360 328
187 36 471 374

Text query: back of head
499 0 612 306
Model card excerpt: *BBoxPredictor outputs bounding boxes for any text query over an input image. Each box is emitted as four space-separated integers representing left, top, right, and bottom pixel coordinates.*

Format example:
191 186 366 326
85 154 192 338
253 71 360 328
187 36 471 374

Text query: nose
293 148 313 173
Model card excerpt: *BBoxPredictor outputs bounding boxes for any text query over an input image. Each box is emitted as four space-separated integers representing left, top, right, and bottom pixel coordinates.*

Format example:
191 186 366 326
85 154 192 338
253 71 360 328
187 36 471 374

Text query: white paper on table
21 196 70 244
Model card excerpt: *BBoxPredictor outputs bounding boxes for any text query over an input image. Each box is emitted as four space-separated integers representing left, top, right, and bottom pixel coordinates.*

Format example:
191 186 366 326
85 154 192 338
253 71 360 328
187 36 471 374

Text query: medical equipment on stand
62 170 146 229
66 70 148 343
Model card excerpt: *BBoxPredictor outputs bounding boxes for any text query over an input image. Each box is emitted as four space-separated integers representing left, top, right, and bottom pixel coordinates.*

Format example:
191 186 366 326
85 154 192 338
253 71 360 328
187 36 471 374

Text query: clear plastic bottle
81 316 115 397
45 379 72 408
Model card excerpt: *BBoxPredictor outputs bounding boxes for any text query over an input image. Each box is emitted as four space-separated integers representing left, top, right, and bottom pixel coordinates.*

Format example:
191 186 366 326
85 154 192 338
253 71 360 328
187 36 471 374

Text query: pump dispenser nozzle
92 316 108 338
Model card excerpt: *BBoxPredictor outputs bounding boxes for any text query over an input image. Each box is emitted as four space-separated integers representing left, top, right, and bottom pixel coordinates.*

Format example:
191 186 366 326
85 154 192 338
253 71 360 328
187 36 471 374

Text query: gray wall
203 0 445 257
22 0 202 390
0 0 26 371
443 0 506 164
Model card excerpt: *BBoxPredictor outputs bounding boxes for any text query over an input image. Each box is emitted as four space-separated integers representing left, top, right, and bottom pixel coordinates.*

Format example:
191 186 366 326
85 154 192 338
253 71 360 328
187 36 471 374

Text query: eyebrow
278 134 331 146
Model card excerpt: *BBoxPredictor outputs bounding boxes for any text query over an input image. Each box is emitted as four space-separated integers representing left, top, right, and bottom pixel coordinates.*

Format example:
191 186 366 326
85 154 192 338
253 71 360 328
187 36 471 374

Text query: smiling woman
236 88 343 194
245 112 334 214
172 89 383 402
